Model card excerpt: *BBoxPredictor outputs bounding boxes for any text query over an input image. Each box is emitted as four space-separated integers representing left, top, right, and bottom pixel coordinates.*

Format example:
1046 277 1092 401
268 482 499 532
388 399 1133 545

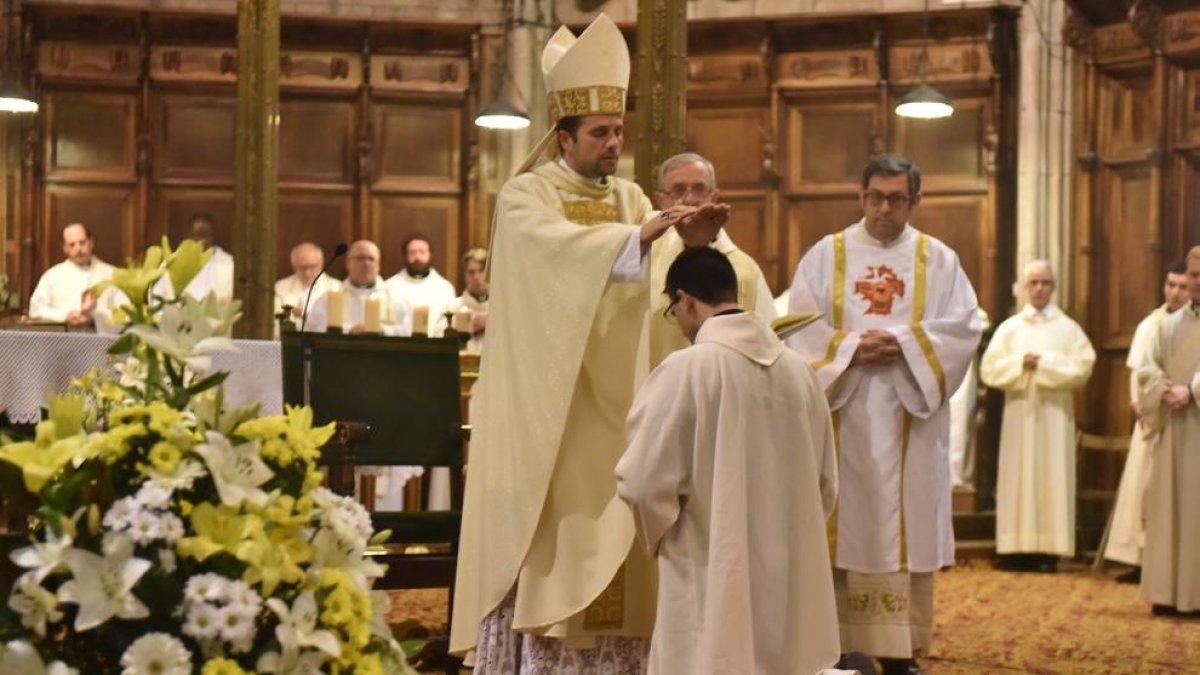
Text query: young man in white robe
647 152 775 369
29 223 120 332
981 261 1095 572
1104 260 1190 581
1137 246 1200 616
386 234 458 337
450 14 728 674
617 246 845 675
785 154 982 675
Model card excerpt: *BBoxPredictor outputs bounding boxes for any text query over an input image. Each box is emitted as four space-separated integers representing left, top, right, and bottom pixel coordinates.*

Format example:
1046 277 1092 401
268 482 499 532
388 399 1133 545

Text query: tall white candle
325 288 344 331
363 295 382 334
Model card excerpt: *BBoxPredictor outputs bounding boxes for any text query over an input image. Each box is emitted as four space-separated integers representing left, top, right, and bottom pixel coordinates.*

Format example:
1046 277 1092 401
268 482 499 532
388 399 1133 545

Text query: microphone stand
298 243 348 407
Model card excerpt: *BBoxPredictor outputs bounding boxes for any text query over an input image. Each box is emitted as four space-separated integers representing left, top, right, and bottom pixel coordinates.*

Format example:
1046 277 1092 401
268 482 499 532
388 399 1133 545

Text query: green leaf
107 333 137 356
187 371 229 396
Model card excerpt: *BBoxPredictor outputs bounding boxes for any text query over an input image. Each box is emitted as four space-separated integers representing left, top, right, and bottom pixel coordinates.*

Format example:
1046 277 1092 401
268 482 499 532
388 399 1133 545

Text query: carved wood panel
784 101 877 192
370 55 470 95
43 185 135 271
721 196 774 290
43 92 136 183
152 94 237 184
784 197 863 281
371 195 460 283
894 98 987 182
912 195 989 314
685 107 769 189
1173 67 1200 148
776 50 879 90
371 102 462 193
889 41 994 85
1098 71 1158 159
685 53 769 96
37 42 140 86
278 193 354 281
150 46 238 85
1096 164 1158 348
279 99 356 186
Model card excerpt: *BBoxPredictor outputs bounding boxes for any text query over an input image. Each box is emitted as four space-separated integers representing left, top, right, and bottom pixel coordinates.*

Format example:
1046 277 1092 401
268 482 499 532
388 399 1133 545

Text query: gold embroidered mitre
542 14 629 122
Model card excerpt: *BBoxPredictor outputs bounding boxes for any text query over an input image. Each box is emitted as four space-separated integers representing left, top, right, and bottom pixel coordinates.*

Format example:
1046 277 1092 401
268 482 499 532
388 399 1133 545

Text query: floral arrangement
0 240 414 674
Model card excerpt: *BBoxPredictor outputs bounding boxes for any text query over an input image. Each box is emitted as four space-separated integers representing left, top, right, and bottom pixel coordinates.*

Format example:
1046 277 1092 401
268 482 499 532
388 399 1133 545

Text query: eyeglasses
864 191 911 208
659 184 713 201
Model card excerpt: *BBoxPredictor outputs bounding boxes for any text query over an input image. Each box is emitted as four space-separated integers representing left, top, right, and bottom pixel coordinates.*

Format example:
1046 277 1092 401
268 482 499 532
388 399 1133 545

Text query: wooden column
634 0 687 197
232 0 279 339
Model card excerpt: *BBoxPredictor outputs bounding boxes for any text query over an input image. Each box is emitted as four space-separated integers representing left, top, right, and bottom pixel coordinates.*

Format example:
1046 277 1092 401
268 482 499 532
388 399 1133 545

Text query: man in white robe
448 248 489 353
450 14 727 674
617 247 843 675
1104 261 1190 579
274 241 339 332
29 223 119 332
386 234 458 337
174 213 234 303
1137 246 1200 615
647 152 770 368
785 154 981 675
981 261 1095 570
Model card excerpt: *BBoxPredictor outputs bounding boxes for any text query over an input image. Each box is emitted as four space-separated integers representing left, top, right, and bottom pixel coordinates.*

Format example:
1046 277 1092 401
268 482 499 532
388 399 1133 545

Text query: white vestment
981 304 1095 557
386 268 458 337
158 246 234 303
1105 304 1172 565
1137 305 1200 611
785 221 980 659
275 273 339 320
948 308 990 488
449 291 488 353
29 258 124 333
646 228 777 369
302 280 412 337
618 311 841 675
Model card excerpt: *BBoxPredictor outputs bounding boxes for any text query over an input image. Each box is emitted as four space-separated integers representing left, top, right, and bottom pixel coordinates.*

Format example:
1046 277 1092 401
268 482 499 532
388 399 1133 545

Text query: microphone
300 243 349 332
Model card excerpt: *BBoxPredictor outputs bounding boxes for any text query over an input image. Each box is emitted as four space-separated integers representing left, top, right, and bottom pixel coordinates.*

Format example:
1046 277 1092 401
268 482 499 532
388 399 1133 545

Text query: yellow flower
0 434 89 493
200 658 250 675
48 393 86 438
163 236 213 298
110 402 189 438
94 245 164 307
177 502 253 562
89 423 147 463
148 441 182 473
238 526 311 595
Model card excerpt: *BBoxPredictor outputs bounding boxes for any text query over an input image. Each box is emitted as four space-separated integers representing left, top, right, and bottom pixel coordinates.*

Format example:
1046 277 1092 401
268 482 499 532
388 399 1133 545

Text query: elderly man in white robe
786 154 981 675
1137 246 1200 616
647 152 776 368
981 260 1095 572
618 246 845 675
386 234 458 337
1104 260 1190 581
450 14 727 675
29 223 119 331
274 242 339 330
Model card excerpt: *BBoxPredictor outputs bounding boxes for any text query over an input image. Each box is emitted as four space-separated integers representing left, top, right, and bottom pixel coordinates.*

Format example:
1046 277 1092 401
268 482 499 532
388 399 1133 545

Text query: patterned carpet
387 562 1200 674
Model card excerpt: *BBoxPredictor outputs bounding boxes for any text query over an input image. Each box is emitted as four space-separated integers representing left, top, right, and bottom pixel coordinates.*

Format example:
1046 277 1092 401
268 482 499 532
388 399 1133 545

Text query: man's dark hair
1167 259 1187 276
861 154 921 199
555 116 584 141
665 247 738 307
402 234 432 255
190 212 215 227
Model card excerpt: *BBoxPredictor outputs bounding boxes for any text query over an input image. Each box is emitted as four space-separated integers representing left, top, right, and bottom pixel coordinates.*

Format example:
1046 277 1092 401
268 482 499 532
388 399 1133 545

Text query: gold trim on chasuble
549 85 626 122
583 566 626 630
562 201 619 225
826 231 847 561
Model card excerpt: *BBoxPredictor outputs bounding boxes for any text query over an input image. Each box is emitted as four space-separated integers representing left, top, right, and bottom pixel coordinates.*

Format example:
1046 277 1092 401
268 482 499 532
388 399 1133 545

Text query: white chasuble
451 161 658 657
786 221 981 574
1138 306 1200 611
981 305 1095 557
1105 304 1172 565
618 312 841 675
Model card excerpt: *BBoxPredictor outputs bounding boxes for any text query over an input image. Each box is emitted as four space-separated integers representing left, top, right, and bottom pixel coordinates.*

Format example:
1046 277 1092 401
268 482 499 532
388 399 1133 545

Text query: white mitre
516 14 630 174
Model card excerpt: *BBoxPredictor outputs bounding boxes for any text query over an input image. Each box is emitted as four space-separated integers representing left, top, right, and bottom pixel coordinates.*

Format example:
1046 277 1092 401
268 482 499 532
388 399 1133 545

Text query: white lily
56 535 151 631
192 431 273 507
10 528 73 583
266 591 341 659
256 648 327 675
148 458 207 491
8 573 64 637
128 295 238 372
311 528 385 590
0 641 78 675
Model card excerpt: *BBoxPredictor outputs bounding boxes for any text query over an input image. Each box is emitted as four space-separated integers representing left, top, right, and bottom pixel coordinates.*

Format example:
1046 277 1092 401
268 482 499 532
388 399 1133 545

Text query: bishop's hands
640 203 732 249
1161 382 1194 410
851 329 901 367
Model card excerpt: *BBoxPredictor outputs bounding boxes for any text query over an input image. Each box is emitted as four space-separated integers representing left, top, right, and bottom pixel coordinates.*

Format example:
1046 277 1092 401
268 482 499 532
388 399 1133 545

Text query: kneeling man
617 247 843 675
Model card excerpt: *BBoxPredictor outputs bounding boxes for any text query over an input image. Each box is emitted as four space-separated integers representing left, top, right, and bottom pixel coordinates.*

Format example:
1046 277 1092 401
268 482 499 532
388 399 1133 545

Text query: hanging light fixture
475 1 529 130
895 0 952 120
0 0 36 114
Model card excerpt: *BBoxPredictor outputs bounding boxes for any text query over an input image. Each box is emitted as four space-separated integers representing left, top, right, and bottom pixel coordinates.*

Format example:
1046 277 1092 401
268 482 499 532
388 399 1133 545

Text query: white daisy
182 602 221 641
119 633 192 675
184 574 228 604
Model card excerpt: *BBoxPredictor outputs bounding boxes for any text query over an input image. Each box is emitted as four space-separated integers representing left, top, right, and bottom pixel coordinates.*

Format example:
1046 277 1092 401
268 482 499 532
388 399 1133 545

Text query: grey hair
861 154 921 199
655 152 718 192
1023 259 1055 281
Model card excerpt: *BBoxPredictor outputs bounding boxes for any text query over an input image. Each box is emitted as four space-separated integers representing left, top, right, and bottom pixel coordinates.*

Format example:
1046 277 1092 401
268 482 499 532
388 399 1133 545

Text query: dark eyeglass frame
863 191 912 208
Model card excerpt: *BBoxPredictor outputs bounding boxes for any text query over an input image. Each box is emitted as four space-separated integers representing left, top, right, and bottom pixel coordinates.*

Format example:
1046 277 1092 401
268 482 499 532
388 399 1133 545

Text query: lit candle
413 305 429 336
363 295 382 334
325 288 344 332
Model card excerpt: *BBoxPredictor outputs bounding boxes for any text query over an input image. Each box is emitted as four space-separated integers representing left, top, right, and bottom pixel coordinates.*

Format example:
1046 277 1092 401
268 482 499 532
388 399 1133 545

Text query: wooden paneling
1096 165 1157 347
370 55 470 95
722 197 773 283
279 99 356 186
915 195 988 295
894 100 986 181
1098 71 1158 158
372 195 460 281
150 189 235 251
372 102 462 193
153 94 237 184
278 193 354 280
44 92 136 183
889 41 993 85
1173 67 1200 148
44 185 135 269
37 42 140 86
785 102 877 190
685 107 768 189
785 197 863 274
776 50 879 90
